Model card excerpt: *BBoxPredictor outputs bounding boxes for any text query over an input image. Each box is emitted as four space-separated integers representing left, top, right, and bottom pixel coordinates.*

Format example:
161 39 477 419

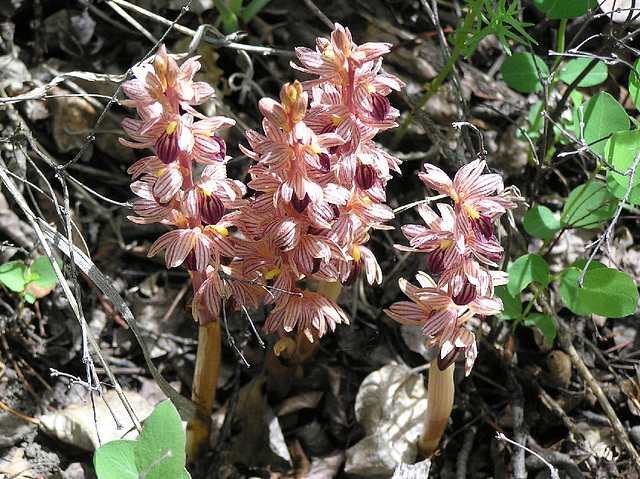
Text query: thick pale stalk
266 280 343 397
185 321 221 463
316 280 342 302
418 361 455 458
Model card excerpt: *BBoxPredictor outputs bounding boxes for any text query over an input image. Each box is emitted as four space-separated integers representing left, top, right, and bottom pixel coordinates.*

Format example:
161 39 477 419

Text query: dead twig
532 286 640 471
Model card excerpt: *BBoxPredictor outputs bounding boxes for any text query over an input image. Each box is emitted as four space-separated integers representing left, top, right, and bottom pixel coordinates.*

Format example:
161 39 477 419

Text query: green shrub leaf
532 0 598 19
523 205 563 238
559 260 607 315
562 182 617 229
134 400 189 479
606 172 640 205
0 261 29 293
524 313 557 343
604 129 640 190
94 440 139 479
576 91 629 156
501 52 549 93
577 267 639 318
94 400 190 479
496 285 522 320
507 254 550 296
30 256 60 289
629 58 640 110
559 58 608 87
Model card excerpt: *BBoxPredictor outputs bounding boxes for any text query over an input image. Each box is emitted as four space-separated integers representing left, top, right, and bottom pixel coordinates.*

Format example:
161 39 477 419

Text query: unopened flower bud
437 347 461 371
291 192 310 213
355 162 376 190
472 214 494 240
452 282 477 306
370 91 390 122
200 191 225 225
317 153 331 173
427 247 447 275
156 123 179 164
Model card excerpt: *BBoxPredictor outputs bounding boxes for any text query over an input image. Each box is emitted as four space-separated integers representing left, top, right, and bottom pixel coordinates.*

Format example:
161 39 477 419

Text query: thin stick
532 286 640 471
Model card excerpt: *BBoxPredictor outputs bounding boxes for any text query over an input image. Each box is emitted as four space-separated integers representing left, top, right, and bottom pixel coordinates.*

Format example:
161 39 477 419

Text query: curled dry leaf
40 390 155 451
344 364 428 478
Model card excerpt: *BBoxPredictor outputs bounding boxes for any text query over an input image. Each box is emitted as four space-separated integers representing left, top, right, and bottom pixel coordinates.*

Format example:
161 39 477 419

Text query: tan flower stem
266 280 343 397
316 279 342 302
418 360 455 459
185 320 221 463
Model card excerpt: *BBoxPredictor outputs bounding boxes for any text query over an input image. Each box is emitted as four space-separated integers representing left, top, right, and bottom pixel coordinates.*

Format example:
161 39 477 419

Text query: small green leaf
0 261 29 293
562 182 617 229
629 58 640 110
30 256 60 289
606 172 640 205
559 58 608 87
523 205 563 238
496 285 522 320
604 129 640 190
94 401 190 479
134 400 188 479
507 254 550 296
501 52 549 93
559 260 607 315
94 440 139 479
577 267 639 318
524 313 556 343
576 91 630 156
532 0 598 19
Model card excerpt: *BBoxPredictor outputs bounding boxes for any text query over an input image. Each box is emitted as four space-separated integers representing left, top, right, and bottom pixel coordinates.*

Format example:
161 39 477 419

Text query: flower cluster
122 25 403 342
235 24 405 341
121 45 253 324
385 159 516 375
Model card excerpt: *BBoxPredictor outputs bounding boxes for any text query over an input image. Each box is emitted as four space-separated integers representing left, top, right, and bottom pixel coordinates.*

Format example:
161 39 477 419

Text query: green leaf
576 91 629 156
240 0 272 23
501 52 549 93
94 401 190 479
605 172 640 205
559 58 608 87
496 285 522 320
524 314 557 343
94 440 139 479
604 129 640 190
532 0 598 19
0 261 29 293
523 205 563 238
577 267 639 318
30 256 60 289
562 182 617 229
134 400 188 479
507 254 550 296
23 292 36 304
629 58 640 110
558 260 607 315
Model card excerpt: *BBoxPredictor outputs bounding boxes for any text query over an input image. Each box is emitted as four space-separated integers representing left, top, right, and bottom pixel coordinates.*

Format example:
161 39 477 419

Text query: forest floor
1 0 640 478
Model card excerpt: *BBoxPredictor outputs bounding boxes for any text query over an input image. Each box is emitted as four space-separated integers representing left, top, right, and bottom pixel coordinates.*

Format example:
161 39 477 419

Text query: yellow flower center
207 225 229 236
166 121 178 135
352 244 361 261
464 204 480 219
265 267 282 280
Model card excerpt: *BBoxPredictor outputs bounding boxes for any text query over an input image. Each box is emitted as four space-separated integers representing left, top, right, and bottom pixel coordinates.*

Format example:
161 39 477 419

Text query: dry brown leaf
0 448 34 479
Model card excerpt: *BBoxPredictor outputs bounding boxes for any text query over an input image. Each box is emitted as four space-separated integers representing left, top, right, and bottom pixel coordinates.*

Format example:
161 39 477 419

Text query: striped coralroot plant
120 23 403 463
385 159 516 458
